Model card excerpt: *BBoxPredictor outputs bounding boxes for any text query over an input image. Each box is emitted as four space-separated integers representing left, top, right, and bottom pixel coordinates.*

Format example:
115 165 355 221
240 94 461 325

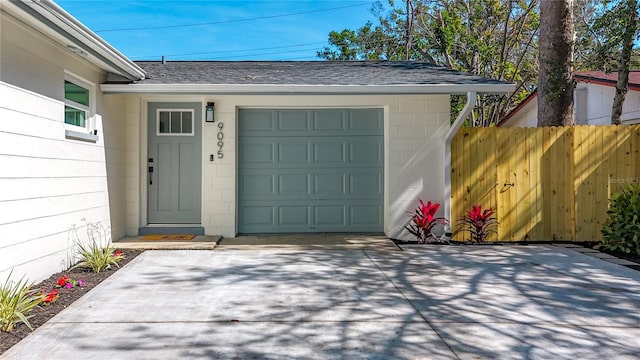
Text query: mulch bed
0 249 144 355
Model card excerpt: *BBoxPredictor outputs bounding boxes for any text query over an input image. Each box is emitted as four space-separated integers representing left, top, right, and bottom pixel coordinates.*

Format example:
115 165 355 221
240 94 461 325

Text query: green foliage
0 272 43 332
575 0 640 72
317 29 359 60
70 241 124 273
601 184 640 255
318 0 540 126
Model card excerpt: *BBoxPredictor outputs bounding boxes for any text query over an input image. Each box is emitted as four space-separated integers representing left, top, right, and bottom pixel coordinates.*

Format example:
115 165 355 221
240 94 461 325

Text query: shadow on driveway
2 245 640 359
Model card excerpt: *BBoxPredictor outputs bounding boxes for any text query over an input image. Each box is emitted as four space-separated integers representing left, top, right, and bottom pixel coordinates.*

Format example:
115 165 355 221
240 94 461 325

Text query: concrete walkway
3 244 640 359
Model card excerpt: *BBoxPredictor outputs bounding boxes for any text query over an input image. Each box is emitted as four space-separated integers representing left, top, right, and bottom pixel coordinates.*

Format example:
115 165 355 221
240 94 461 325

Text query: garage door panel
238 201 382 233
241 173 274 196
240 169 381 201
315 205 346 226
238 108 383 233
349 109 383 131
239 109 276 132
278 174 310 195
241 206 274 226
278 142 310 163
241 142 275 164
240 137 382 169
349 140 383 163
314 141 345 162
349 172 383 196
313 173 345 195
313 110 346 131
350 204 382 226
278 110 310 131
279 206 310 226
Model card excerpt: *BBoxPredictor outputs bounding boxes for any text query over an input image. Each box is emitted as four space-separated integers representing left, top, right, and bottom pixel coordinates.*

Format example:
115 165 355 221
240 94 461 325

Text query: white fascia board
100 83 516 95
9 0 145 80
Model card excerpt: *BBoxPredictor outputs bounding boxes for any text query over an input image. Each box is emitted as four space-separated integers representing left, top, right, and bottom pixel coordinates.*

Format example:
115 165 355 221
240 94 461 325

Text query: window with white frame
64 75 92 128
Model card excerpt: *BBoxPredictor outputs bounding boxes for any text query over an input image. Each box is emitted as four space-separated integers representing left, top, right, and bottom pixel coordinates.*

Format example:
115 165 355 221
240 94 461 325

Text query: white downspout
444 91 477 226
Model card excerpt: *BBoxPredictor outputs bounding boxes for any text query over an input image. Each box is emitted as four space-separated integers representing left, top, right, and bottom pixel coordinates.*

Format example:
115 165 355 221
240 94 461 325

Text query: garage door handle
149 166 153 185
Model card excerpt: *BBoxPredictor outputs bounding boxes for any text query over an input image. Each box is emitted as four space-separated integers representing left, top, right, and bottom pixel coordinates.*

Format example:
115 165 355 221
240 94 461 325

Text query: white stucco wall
120 94 450 240
0 13 124 283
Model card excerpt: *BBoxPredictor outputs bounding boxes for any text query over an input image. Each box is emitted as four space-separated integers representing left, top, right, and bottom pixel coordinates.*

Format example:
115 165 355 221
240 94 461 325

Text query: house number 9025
216 122 224 159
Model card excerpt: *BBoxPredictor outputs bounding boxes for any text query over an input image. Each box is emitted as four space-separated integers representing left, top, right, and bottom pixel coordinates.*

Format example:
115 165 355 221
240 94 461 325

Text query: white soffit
100 83 517 95
2 0 145 80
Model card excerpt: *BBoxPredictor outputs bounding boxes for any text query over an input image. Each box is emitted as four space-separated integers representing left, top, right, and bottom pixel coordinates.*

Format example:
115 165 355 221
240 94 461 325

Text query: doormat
140 234 196 241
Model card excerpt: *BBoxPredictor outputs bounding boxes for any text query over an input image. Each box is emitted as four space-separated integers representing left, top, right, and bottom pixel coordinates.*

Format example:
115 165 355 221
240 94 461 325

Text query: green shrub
601 184 640 255
0 272 43 332
70 241 124 273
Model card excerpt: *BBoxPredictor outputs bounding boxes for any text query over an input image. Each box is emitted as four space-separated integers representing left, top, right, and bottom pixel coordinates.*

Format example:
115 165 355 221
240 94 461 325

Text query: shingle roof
131 61 509 86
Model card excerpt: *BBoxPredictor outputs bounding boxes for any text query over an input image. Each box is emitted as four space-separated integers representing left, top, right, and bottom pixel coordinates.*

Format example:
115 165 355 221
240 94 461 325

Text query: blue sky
56 0 381 61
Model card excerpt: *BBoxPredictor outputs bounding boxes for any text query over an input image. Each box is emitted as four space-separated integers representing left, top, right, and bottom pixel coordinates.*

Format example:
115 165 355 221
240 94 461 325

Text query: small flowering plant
41 289 59 305
55 276 84 289
405 200 449 243
456 204 498 243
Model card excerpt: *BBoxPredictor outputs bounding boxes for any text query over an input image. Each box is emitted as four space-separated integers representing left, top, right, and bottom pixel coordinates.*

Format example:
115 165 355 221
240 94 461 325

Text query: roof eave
6 0 145 81
497 89 538 127
100 83 516 95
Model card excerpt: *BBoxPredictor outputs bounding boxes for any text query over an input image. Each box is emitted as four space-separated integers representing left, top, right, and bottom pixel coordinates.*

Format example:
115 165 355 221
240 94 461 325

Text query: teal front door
238 108 383 233
147 102 201 224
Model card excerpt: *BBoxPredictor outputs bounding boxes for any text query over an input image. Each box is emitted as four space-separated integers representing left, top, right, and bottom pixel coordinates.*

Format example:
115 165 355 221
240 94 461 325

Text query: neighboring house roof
575 71 640 91
100 61 516 95
497 89 537 127
2 0 145 81
498 71 640 127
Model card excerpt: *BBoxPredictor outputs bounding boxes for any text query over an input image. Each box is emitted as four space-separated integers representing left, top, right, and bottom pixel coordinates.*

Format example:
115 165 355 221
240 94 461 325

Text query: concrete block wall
123 94 450 240
388 96 450 239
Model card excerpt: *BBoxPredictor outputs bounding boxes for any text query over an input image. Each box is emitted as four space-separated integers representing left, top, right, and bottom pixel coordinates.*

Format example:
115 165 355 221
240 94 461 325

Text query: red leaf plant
456 204 498 243
56 276 70 287
405 200 449 243
42 289 59 304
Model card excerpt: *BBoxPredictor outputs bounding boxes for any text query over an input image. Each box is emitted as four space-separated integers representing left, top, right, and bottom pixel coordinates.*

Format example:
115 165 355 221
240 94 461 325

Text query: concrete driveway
3 244 640 359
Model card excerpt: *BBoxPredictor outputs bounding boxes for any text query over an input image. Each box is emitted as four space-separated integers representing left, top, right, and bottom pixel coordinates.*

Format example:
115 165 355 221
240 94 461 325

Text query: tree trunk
406 0 413 60
611 0 638 125
538 0 575 126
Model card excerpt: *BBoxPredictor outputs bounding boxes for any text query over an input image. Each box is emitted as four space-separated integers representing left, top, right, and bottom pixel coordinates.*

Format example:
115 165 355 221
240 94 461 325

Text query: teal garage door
238 109 383 233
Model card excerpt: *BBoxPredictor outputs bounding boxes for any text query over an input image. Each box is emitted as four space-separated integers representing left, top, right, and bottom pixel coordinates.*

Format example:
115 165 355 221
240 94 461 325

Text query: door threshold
138 226 204 235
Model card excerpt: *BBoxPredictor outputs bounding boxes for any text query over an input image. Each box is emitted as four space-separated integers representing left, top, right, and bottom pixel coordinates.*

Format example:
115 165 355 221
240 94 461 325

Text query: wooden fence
451 125 640 241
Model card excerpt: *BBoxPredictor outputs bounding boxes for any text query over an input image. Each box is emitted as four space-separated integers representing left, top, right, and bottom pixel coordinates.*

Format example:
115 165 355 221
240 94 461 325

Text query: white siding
122 94 450 241
502 105 538 128
0 82 111 284
584 83 640 125
0 13 129 283
503 83 640 127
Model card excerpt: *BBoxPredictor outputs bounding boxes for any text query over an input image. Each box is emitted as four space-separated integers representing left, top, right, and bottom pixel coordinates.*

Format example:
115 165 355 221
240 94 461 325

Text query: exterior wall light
205 102 215 122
